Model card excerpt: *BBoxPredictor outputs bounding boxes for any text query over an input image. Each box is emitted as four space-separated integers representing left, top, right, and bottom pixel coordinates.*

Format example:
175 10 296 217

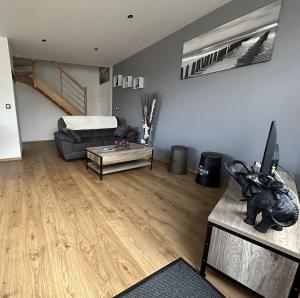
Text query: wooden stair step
14 71 33 77
14 64 33 67
15 76 34 87
37 89 70 114
34 78 85 116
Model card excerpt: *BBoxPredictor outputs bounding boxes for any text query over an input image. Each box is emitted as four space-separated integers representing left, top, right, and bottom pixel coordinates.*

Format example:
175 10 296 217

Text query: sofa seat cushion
74 138 103 151
74 143 102 152
79 136 101 143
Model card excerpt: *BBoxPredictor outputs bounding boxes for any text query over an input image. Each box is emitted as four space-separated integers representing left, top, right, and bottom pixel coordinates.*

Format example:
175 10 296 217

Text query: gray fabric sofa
54 117 138 161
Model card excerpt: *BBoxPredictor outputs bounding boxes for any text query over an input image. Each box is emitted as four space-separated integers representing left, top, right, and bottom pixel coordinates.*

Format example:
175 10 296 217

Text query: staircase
13 58 87 115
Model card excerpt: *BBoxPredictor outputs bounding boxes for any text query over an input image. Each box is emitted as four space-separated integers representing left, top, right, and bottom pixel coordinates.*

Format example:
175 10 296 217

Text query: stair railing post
32 60 36 88
84 87 87 115
60 70 63 96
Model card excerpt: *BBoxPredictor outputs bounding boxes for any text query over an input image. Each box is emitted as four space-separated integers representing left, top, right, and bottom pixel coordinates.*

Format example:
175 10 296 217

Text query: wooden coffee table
86 143 153 180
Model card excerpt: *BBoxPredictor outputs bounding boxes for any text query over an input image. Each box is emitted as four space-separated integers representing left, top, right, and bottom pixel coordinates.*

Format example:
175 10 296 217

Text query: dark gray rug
114 258 224 298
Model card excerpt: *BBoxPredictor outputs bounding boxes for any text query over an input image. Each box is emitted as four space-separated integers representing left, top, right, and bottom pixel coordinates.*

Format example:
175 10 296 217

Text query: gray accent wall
113 0 300 183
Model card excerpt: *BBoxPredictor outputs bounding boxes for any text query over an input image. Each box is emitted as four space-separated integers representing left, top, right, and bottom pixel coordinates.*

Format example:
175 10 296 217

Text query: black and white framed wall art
99 67 110 84
181 0 282 79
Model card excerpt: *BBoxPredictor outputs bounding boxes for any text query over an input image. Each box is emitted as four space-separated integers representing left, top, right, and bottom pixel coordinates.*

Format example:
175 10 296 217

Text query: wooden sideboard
201 172 300 298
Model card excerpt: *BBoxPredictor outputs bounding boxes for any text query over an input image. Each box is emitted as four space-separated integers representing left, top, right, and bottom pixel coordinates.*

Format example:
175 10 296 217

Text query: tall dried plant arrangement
141 93 158 145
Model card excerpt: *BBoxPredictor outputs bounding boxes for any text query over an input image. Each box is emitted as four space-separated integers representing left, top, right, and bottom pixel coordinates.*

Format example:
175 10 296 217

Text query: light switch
5 104 11 109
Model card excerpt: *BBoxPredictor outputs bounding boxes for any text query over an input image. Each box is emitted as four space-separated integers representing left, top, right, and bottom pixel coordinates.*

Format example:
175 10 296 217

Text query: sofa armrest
54 131 75 160
54 131 75 143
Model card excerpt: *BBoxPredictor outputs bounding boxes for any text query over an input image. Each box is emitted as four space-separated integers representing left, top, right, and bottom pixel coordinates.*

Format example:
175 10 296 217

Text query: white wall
0 37 22 159
16 82 67 141
61 63 112 116
16 62 112 142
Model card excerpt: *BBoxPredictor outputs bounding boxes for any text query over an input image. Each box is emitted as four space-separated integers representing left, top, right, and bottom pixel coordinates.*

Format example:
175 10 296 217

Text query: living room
0 0 299 297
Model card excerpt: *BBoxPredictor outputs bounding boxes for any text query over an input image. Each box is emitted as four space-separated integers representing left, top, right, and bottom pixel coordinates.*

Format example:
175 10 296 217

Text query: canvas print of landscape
181 0 282 79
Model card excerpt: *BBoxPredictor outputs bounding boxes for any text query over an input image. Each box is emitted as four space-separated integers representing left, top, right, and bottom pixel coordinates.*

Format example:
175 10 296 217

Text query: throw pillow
113 125 131 138
126 131 136 138
61 128 81 143
68 130 81 143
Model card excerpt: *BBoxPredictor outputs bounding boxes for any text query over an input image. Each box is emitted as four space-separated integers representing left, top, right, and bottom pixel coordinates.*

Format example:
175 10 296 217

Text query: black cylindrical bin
196 152 222 187
168 145 188 175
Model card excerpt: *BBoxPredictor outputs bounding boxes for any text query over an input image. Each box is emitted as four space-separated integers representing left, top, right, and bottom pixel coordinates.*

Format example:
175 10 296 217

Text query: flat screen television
260 120 278 176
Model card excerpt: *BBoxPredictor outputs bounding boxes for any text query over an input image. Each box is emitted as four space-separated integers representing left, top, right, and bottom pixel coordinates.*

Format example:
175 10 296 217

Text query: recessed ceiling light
42 39 47 42
127 14 134 19
94 47 99 51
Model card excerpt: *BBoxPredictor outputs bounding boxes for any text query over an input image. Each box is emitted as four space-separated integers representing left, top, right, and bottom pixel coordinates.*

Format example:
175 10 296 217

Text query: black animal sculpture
225 160 299 233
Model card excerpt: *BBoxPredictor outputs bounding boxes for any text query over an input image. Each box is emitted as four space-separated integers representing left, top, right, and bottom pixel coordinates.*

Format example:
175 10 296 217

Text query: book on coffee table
95 146 115 153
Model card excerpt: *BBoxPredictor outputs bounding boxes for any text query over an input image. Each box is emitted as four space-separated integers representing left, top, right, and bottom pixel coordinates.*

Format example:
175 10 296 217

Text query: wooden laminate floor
0 142 255 298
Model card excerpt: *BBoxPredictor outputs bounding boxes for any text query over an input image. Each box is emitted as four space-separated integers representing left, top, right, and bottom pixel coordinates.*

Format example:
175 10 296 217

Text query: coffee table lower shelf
87 159 152 179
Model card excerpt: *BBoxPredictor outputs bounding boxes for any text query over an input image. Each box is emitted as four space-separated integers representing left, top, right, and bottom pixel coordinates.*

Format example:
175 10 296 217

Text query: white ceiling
0 0 230 66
